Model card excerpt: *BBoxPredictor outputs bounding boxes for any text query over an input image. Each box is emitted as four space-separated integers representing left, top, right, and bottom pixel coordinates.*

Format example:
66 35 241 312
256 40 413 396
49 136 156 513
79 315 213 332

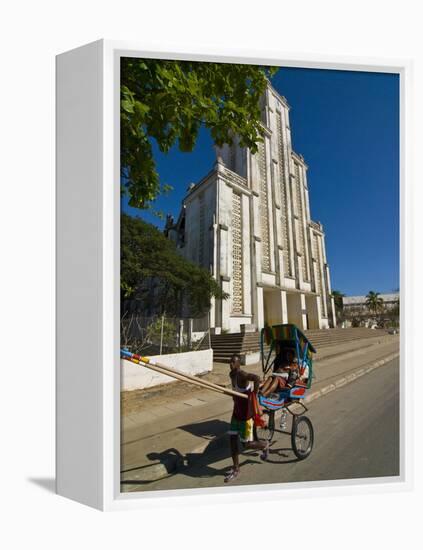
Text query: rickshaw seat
259 385 307 410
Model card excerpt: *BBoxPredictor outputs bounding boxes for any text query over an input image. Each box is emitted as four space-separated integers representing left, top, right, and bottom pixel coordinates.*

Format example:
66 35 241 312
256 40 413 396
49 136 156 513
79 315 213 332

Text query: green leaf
120 57 279 209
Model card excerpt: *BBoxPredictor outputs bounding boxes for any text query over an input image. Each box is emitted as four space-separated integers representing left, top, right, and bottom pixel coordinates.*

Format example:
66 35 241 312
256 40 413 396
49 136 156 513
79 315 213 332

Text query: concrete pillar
263 288 285 327
303 170 311 222
297 251 304 288
209 296 216 329
277 247 285 285
187 318 193 348
256 286 264 330
316 296 323 328
305 295 321 329
286 292 305 329
281 290 288 324
178 320 184 348
317 236 328 318
221 277 231 331
254 236 262 284
325 264 337 328
300 293 307 330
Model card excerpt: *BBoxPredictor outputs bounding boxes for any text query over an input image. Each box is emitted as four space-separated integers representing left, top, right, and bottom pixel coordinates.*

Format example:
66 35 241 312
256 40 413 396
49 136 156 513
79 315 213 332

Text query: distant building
342 293 399 327
166 82 336 333
343 293 399 313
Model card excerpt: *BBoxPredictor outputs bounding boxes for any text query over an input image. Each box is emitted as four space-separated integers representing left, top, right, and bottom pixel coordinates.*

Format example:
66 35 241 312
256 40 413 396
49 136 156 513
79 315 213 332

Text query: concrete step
210 328 388 363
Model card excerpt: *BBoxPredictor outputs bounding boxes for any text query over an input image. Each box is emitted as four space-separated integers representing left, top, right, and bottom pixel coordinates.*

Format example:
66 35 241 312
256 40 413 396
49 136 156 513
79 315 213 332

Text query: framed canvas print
56 40 411 511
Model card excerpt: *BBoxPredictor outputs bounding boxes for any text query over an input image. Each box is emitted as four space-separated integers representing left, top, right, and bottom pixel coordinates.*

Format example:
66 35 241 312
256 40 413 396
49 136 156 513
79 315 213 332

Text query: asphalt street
137 357 400 492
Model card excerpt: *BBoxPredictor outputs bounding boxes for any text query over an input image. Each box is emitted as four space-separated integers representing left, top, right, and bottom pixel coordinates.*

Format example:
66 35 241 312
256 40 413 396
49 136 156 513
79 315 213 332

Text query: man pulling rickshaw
223 324 316 482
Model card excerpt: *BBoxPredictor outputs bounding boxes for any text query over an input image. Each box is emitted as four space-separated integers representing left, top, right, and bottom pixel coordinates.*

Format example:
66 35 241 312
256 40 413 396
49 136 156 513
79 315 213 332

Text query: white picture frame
56 39 412 511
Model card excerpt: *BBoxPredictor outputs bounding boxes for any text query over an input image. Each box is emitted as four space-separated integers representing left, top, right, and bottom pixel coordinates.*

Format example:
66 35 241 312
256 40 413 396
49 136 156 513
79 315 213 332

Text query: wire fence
120 313 211 356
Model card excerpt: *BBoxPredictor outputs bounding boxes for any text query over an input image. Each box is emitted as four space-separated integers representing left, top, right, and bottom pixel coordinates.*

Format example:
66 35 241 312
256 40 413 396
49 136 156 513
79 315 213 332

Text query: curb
123 351 400 484
121 453 184 484
304 351 399 405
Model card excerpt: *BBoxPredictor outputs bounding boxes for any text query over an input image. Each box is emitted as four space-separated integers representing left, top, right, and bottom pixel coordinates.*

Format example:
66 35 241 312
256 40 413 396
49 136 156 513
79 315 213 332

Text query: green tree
121 214 228 316
121 58 277 208
331 290 345 320
365 291 384 318
332 290 345 311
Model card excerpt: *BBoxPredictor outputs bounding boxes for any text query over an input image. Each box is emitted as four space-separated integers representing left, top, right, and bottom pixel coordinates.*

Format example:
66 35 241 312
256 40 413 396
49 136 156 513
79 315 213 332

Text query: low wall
121 348 213 391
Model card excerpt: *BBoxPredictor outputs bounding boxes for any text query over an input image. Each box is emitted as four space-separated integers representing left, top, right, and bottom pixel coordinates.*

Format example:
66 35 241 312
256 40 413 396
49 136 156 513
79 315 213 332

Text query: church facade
165 82 336 333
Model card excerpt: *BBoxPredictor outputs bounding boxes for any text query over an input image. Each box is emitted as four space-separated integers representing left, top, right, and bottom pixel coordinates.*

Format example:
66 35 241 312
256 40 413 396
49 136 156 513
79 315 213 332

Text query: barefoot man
224 354 269 483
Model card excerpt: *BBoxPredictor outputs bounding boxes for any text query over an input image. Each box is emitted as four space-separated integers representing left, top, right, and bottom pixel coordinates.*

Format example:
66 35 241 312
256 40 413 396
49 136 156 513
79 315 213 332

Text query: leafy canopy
365 291 384 314
121 58 277 208
121 214 228 316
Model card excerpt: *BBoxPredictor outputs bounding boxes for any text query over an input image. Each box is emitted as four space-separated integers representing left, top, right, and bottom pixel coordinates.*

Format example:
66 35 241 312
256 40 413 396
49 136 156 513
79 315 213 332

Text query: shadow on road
264 446 301 464
121 419 302 488
178 418 229 439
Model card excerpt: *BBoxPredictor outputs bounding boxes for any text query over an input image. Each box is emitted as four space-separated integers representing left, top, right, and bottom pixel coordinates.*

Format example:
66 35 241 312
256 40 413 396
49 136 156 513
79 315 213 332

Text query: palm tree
365 291 384 318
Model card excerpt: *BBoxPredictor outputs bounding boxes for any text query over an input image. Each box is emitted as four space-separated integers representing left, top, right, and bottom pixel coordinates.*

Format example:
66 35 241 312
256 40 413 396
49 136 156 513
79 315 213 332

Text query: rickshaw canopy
262 323 317 354
260 323 317 385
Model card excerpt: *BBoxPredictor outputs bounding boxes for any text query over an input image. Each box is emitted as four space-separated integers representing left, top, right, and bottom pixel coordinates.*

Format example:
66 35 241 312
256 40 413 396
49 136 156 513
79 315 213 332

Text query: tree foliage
331 290 345 322
121 58 277 208
365 291 384 317
331 290 345 311
121 214 228 316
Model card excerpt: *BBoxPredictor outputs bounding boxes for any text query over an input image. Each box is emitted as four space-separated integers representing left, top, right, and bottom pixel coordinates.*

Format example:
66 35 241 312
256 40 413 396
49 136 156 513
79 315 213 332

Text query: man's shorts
228 416 254 443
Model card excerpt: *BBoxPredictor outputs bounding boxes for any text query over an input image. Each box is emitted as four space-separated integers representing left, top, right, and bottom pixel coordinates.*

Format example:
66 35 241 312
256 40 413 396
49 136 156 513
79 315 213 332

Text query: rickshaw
254 323 316 460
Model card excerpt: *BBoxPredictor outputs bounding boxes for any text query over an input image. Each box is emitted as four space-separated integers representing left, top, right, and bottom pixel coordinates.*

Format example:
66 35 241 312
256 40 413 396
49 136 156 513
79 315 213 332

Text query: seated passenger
260 349 300 397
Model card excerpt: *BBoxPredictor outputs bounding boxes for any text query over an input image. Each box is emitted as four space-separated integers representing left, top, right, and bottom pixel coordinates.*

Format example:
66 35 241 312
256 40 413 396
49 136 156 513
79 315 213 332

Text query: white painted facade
166 83 336 333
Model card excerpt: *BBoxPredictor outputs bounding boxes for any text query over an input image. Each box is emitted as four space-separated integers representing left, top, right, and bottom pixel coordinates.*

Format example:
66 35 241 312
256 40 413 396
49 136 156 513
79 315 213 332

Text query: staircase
210 332 264 363
304 327 387 349
210 328 388 363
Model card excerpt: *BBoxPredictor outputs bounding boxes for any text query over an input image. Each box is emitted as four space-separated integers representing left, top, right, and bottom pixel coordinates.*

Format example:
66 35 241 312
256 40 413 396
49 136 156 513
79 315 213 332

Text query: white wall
121 348 213 391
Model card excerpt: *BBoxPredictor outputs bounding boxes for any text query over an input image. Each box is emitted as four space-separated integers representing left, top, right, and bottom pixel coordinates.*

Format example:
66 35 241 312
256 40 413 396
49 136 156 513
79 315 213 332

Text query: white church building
165 82 336 333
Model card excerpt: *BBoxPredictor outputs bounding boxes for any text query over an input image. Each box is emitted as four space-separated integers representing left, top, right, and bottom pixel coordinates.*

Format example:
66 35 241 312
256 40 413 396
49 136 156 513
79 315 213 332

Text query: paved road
131 357 400 492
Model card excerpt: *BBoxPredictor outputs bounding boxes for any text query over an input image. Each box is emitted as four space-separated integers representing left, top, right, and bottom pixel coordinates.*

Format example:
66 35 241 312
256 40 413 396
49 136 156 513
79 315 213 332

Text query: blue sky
122 66 399 297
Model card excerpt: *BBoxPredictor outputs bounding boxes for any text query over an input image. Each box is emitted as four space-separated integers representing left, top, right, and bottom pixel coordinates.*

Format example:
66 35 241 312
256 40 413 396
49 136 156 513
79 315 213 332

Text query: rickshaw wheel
291 415 314 460
254 410 275 443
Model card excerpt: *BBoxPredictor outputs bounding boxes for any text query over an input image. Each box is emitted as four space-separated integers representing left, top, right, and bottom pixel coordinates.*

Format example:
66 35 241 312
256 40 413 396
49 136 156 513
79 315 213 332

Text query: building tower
166 82 336 333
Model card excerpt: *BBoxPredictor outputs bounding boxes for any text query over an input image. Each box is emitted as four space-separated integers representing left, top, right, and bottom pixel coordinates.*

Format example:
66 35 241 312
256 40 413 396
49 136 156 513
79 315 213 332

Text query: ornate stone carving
231 192 244 314
258 141 270 271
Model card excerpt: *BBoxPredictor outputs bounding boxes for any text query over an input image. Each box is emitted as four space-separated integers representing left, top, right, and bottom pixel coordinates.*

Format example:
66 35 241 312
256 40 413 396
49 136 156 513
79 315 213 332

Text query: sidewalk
121 332 397 414
121 335 399 486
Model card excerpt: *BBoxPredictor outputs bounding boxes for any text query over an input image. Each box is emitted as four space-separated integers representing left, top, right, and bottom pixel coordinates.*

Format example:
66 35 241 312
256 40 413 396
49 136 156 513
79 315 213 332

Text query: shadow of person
27 477 56 494
121 448 184 486
178 419 229 439
146 447 184 467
